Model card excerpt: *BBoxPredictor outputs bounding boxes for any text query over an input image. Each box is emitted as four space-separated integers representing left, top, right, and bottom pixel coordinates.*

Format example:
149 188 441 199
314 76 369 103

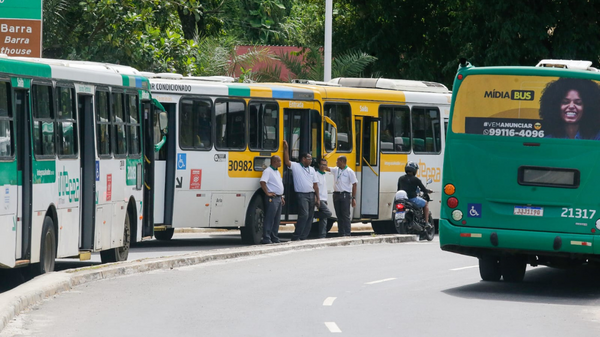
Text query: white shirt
289 162 318 193
330 166 357 193
260 167 284 195
315 171 328 201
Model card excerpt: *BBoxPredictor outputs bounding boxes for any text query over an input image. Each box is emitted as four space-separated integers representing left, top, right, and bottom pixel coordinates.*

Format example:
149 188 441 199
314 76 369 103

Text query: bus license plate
395 211 405 220
514 206 543 216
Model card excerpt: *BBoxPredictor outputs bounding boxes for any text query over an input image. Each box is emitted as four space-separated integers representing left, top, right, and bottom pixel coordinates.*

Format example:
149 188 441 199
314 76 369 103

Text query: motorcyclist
397 161 433 224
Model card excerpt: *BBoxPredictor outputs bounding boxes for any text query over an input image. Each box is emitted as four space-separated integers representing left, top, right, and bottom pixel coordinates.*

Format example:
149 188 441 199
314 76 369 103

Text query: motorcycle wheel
394 219 407 234
421 212 435 241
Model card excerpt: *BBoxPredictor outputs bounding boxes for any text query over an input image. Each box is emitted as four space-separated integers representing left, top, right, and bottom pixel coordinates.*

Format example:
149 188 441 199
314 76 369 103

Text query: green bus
440 59 600 282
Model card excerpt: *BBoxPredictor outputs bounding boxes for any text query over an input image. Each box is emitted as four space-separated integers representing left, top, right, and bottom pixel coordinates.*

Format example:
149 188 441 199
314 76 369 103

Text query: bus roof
329 77 450 93
149 77 316 100
0 55 148 90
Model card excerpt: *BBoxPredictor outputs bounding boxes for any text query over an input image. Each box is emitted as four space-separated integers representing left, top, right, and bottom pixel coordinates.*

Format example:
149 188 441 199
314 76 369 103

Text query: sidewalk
175 223 375 233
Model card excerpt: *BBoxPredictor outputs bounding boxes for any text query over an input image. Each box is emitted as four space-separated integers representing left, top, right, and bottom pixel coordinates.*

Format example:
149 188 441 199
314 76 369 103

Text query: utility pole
324 0 332 82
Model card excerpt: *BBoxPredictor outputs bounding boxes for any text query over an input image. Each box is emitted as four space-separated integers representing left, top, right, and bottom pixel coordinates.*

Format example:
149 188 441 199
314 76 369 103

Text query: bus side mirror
323 116 338 159
159 112 168 134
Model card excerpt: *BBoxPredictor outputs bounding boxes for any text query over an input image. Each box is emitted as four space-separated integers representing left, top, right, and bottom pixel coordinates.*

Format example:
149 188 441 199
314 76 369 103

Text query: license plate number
514 206 543 216
395 211 405 220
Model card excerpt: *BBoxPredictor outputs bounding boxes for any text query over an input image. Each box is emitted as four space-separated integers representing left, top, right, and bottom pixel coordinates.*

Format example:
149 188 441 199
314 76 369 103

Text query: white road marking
365 277 396 285
325 322 342 333
450 265 478 271
323 297 337 306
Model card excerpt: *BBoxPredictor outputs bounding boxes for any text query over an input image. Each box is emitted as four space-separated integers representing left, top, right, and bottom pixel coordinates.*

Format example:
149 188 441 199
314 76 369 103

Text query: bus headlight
596 219 600 231
452 210 463 221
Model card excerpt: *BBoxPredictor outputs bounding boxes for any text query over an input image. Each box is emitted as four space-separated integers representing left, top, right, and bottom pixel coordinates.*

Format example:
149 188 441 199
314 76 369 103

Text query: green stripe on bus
228 86 250 97
0 59 51 78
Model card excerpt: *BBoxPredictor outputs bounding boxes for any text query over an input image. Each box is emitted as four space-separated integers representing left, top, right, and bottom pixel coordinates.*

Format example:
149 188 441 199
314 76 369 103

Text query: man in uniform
327 156 357 236
283 140 320 241
259 155 285 244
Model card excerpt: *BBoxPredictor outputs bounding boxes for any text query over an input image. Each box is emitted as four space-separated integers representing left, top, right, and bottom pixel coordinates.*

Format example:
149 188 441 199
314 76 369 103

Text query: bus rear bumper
439 219 600 258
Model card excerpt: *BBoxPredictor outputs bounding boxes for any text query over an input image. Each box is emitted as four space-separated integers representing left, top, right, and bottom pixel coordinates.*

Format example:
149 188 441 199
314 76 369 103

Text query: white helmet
395 190 408 200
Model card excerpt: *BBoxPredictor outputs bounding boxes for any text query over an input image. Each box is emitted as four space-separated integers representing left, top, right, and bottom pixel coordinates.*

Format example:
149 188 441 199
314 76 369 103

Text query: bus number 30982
229 160 253 172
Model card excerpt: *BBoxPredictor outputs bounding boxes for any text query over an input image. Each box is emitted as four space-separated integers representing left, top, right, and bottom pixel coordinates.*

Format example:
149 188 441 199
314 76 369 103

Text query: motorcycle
392 179 435 241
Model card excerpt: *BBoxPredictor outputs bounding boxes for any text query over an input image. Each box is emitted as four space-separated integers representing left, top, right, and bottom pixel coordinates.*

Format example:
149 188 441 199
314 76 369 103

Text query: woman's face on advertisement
561 90 584 124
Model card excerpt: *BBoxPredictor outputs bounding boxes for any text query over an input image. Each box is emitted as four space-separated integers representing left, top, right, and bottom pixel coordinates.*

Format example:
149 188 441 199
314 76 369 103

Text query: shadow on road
443 264 600 305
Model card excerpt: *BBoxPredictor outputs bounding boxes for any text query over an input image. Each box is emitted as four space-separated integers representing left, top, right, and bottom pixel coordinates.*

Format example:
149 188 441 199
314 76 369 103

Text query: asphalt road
0 229 373 293
4 238 600 337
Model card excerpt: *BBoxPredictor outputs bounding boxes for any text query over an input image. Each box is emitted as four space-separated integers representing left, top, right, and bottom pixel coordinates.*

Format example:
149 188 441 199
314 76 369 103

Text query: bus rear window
452 74 600 140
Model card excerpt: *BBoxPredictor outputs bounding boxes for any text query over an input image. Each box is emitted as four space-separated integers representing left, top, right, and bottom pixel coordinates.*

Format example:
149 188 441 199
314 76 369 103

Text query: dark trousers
293 192 315 240
262 195 282 243
333 192 352 236
316 201 332 238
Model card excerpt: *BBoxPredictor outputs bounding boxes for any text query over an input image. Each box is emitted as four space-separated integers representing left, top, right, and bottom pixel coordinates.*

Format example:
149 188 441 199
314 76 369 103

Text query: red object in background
106 174 112 201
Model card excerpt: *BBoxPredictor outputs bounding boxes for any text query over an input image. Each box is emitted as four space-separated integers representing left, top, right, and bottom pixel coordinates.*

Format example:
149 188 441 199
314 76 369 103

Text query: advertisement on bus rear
452 75 600 140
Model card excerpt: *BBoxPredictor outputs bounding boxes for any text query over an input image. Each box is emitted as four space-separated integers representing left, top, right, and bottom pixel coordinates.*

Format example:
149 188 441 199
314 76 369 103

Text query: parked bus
287 78 451 234
440 59 600 282
0 56 164 274
149 75 450 243
149 74 335 244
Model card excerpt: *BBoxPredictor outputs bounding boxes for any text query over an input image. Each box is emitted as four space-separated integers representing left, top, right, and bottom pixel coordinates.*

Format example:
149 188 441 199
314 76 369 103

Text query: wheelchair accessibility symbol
467 203 482 218
177 153 186 170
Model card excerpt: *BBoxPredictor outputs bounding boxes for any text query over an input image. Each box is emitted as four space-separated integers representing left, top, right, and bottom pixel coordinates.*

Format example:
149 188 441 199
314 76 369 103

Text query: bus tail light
444 184 456 195
396 203 405 211
447 197 459 209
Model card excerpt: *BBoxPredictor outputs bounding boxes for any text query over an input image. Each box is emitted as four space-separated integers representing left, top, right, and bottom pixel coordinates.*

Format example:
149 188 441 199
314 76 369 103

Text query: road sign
0 0 43 57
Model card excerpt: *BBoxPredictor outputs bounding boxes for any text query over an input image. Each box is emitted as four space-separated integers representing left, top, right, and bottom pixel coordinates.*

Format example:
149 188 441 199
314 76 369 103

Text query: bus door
360 117 380 218
140 100 155 238
78 93 95 250
282 108 313 220
13 88 31 265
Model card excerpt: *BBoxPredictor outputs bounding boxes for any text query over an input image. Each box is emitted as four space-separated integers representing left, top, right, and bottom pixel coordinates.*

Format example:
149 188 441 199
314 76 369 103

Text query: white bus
0 56 164 274
149 74 450 243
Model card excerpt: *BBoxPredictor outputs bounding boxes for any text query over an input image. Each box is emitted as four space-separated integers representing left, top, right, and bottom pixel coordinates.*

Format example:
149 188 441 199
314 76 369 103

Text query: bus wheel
241 196 264 245
326 219 335 233
100 212 131 263
154 228 174 241
478 256 501 281
371 221 388 234
501 255 527 282
31 216 56 275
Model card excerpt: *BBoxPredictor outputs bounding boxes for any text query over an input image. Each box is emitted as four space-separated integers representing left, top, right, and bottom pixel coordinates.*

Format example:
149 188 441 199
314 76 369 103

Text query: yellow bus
149 75 450 243
286 78 451 233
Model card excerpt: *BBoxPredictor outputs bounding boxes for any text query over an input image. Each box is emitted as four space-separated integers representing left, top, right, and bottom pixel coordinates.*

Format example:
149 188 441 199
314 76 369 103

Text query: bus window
215 100 246 150
412 107 441 153
380 106 410 152
57 87 78 157
32 84 55 157
126 94 141 156
249 102 278 152
0 82 13 158
95 90 112 157
324 103 352 152
179 99 212 150
112 93 128 157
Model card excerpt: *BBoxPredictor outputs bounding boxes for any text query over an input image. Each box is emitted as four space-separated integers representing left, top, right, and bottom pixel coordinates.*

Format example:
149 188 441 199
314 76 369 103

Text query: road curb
174 224 375 233
0 234 416 332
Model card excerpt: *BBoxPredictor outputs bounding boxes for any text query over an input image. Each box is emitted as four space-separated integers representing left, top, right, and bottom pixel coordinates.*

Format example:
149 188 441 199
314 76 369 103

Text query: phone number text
483 129 544 137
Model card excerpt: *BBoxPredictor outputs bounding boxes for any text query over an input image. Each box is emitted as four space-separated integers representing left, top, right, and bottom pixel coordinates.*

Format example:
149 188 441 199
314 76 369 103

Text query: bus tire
100 212 131 263
30 216 56 275
371 221 388 234
241 196 264 245
478 256 501 281
154 228 174 241
326 219 335 232
501 255 527 282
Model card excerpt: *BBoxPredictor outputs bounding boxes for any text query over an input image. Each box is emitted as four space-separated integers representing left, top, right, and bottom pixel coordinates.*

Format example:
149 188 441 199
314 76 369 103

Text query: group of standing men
259 140 358 244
